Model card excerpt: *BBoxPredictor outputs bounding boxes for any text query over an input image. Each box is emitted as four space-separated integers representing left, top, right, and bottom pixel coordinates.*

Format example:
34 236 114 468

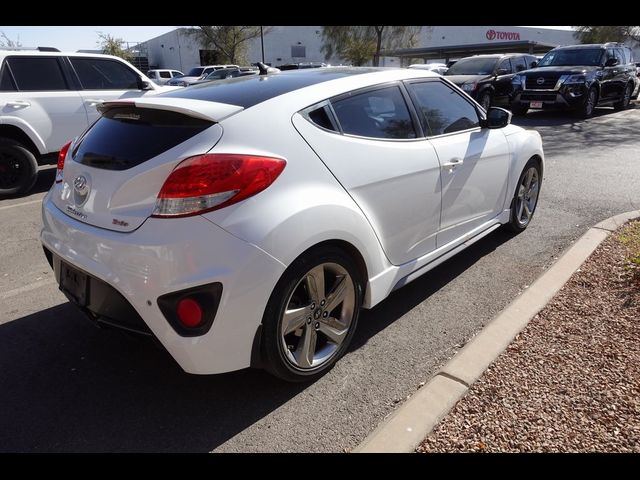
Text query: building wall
140 26 639 71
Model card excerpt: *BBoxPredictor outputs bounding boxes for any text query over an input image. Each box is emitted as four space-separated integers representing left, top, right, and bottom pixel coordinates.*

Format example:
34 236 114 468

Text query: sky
0 26 574 52
0 26 178 51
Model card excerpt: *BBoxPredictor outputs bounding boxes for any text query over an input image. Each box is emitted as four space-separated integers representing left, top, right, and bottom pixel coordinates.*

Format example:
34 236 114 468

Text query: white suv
0 48 175 196
146 69 184 85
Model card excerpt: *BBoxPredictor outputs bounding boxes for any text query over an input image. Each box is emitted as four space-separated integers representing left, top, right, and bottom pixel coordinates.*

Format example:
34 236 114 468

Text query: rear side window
0 63 16 91
72 106 213 171
407 80 480 136
160 71 171 78
513 56 527 72
6 57 67 91
70 58 139 90
331 85 416 139
307 105 337 131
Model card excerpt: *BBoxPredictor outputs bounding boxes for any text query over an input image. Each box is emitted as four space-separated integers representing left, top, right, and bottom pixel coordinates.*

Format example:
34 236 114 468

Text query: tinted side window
307 105 337 131
160 71 171 78
0 63 16 91
332 86 416 139
6 57 67 91
497 59 512 74
614 48 625 65
605 48 616 64
407 81 480 136
513 56 527 72
70 58 139 90
527 56 538 68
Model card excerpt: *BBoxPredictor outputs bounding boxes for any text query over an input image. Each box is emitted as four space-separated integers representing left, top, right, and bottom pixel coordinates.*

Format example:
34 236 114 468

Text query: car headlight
461 82 476 92
565 75 586 84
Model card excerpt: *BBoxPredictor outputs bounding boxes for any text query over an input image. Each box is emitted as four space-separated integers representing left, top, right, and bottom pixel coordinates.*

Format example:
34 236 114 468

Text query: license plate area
60 261 88 306
530 101 543 109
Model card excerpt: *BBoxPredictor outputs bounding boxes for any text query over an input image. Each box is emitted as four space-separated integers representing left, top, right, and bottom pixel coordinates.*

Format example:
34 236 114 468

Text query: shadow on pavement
0 228 515 452
511 104 640 156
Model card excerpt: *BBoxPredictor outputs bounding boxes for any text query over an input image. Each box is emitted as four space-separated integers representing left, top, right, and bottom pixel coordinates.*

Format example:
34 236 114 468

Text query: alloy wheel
280 262 356 370
515 167 540 227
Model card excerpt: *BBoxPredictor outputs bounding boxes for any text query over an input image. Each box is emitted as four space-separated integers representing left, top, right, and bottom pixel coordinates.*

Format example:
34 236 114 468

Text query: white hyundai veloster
41 67 543 382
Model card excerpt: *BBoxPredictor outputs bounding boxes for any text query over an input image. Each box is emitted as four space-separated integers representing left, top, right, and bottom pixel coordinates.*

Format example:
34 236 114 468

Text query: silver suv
0 47 173 196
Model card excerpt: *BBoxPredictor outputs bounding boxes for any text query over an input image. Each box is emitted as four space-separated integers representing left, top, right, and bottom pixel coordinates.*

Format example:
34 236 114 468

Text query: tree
190 26 268 65
96 32 133 61
573 26 640 45
0 31 22 48
321 26 423 66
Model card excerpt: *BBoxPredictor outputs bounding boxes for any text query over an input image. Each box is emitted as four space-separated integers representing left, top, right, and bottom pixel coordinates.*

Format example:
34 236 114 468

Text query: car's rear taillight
55 141 72 184
152 153 286 218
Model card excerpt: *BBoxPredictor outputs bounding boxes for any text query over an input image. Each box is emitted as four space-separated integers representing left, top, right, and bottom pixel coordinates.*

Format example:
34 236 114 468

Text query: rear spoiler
97 98 244 123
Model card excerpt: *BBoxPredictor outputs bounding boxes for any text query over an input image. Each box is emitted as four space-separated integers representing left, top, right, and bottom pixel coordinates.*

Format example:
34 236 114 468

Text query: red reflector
55 140 72 184
153 153 286 217
176 298 203 328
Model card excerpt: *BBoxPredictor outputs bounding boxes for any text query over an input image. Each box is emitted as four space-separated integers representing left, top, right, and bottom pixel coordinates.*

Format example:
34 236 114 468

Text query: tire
577 87 597 118
613 83 633 111
511 104 528 116
0 138 38 197
477 90 492 111
261 246 363 382
503 158 542 233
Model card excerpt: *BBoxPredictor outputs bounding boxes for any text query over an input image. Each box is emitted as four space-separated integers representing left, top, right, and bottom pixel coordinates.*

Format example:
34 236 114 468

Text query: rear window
72 107 213 171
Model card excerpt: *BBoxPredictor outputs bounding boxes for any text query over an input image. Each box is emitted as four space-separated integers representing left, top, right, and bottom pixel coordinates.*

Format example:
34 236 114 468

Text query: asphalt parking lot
1 104 639 452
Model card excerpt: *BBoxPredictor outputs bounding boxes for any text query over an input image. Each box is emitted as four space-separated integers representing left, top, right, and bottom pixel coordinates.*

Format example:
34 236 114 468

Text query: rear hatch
51 98 242 232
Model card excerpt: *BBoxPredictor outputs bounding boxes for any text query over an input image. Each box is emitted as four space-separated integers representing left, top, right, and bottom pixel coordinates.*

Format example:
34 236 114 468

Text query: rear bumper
40 192 286 374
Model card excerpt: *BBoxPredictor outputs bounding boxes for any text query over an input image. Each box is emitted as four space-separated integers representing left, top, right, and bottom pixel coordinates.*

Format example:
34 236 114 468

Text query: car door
601 48 618 100
291 83 442 266
0 56 88 153
68 56 148 124
614 48 630 97
493 58 514 105
405 79 510 248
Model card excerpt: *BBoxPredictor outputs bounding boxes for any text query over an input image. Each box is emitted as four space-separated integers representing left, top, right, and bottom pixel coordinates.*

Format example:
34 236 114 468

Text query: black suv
510 43 639 117
444 53 538 110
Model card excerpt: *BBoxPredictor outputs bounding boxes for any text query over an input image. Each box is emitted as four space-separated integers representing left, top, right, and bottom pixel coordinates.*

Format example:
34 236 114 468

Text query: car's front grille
525 74 561 90
521 92 557 102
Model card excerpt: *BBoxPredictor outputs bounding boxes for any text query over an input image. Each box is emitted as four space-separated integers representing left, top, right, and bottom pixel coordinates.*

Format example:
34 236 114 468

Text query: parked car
510 43 639 117
0 48 176 196
147 69 184 85
191 67 258 85
166 65 240 87
444 53 538 110
42 67 544 382
408 63 448 75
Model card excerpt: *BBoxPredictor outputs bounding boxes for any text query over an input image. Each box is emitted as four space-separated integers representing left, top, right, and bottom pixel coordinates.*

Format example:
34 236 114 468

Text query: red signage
486 29 521 41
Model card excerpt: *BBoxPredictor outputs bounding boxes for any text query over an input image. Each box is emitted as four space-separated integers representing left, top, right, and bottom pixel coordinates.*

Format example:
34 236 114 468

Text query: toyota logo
536 77 545 85
486 29 496 40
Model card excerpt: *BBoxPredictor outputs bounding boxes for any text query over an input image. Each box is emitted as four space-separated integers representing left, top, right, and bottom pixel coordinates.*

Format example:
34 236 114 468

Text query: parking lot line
0 199 43 212
0 279 55 300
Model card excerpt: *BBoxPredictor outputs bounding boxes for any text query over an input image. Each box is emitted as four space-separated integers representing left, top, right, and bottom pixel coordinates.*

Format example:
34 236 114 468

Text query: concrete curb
354 210 640 453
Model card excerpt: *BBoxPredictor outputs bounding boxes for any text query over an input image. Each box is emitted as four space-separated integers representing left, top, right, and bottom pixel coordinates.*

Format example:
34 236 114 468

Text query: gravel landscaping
418 220 640 453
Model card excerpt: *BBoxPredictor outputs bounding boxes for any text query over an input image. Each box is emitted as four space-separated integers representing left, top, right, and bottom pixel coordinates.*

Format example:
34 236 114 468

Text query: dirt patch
418 220 640 452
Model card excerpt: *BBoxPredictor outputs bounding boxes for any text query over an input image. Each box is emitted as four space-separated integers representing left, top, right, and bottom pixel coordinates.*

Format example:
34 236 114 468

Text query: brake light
55 140 72 184
152 153 286 218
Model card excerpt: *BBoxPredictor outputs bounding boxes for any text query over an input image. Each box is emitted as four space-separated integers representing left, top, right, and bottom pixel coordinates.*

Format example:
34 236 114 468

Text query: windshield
446 57 498 75
538 49 603 67
187 67 205 76
206 70 235 80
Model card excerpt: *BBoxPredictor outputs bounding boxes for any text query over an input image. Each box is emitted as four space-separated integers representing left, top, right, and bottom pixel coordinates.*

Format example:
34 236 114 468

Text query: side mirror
481 107 512 129
531 61 538 68
605 57 619 67
138 79 154 91
496 68 510 76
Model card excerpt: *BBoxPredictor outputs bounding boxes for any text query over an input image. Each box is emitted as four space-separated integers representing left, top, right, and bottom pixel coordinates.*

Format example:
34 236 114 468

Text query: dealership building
139 26 611 71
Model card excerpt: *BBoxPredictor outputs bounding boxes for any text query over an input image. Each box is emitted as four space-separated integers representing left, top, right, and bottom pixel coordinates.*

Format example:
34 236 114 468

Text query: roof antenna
256 62 281 75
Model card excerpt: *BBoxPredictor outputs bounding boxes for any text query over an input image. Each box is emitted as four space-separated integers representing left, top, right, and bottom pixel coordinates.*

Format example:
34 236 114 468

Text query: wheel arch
0 124 42 159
